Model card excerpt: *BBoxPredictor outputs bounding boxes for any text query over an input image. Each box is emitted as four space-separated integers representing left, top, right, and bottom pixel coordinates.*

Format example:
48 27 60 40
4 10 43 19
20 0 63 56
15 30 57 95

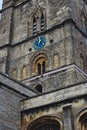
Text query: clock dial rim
34 36 46 50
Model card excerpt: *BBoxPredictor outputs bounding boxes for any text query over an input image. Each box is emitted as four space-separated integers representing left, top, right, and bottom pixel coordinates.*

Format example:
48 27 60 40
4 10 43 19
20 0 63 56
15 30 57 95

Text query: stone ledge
0 72 37 97
22 64 87 83
21 82 87 111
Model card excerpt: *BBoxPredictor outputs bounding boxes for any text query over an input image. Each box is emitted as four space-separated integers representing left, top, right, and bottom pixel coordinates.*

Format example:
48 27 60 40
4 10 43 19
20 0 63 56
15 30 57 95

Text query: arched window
42 61 45 73
79 113 87 130
80 54 84 70
33 16 37 35
30 9 46 36
31 53 48 76
37 61 46 75
38 63 41 75
41 13 45 31
35 85 42 93
27 117 61 130
53 54 59 69
36 58 46 75
12 69 17 78
21 66 27 79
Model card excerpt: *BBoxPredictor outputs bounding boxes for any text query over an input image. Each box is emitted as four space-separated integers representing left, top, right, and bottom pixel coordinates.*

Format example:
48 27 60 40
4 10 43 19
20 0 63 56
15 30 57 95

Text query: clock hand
39 37 41 43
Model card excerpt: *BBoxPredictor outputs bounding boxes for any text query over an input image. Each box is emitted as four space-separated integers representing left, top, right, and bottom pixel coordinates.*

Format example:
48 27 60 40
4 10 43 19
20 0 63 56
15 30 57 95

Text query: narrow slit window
33 17 37 35
41 13 45 31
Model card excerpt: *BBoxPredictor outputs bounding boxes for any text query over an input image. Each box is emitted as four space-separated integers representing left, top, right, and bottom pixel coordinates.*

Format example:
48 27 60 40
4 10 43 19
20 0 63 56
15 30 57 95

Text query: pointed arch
28 7 46 36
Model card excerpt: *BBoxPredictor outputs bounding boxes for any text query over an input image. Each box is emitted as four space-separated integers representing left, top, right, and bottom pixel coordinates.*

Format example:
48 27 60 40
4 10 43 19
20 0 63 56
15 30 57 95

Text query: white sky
0 0 3 9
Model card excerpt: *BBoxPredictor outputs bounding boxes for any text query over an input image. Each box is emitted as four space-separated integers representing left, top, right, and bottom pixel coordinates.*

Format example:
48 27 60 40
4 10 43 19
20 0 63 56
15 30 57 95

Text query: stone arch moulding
31 50 50 61
29 7 46 36
32 53 48 75
27 115 63 130
31 6 46 17
76 107 87 130
30 50 50 76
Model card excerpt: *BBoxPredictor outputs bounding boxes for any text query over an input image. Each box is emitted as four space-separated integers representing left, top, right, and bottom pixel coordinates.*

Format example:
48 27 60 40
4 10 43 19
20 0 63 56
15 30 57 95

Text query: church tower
0 0 87 93
0 1 87 130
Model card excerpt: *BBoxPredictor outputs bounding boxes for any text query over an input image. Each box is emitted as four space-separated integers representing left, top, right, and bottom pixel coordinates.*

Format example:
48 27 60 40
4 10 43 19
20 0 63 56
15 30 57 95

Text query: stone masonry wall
9 23 73 80
23 65 87 93
0 7 12 46
0 0 87 76
21 82 87 130
0 84 23 130
21 99 87 130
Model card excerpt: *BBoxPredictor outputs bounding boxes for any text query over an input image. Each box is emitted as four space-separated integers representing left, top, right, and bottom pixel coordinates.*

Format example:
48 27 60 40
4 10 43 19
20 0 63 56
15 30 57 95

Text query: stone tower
0 0 87 93
0 0 87 130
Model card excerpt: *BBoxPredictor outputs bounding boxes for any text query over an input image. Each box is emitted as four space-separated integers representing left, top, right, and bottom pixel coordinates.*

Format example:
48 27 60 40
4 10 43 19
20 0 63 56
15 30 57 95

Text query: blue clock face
34 36 46 50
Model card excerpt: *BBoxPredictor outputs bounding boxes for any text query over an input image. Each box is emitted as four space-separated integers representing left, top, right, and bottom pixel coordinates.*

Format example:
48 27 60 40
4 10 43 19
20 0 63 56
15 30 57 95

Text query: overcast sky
0 0 3 9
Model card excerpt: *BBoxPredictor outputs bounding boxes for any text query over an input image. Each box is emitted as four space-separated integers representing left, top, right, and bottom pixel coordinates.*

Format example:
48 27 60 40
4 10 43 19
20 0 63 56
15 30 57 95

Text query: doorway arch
27 116 62 130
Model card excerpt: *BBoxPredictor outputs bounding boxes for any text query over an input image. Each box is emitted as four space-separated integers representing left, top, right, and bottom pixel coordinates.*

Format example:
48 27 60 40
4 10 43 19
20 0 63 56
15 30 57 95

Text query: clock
34 36 46 50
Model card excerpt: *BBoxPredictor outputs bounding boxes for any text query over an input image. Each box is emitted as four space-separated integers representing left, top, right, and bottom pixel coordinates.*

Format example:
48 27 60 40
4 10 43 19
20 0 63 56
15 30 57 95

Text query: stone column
63 105 73 130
